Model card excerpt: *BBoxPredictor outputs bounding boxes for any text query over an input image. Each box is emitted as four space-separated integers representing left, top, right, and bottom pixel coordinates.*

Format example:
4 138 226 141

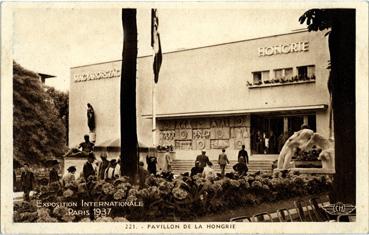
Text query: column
283 117 288 133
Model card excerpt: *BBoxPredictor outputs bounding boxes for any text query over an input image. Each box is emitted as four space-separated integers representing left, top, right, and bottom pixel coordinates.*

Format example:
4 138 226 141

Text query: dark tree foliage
13 62 67 166
120 9 139 180
45 86 69 144
299 9 334 32
300 9 356 204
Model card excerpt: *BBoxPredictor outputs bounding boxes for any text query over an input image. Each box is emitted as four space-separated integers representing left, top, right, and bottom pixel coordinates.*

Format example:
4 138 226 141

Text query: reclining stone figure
277 129 335 170
277 129 314 169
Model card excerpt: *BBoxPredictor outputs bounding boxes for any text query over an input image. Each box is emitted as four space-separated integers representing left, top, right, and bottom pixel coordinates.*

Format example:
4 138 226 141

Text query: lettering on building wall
175 120 192 129
191 119 211 129
175 129 192 140
192 139 210 150
73 68 121 82
175 140 192 150
210 139 230 149
159 130 175 146
160 120 175 130
159 116 250 150
258 42 309 57
231 127 249 139
230 117 247 127
192 129 211 140
210 119 229 128
210 127 230 139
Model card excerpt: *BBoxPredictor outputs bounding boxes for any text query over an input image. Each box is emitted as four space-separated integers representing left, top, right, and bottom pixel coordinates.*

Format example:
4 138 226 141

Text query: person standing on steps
218 148 229 177
196 150 211 168
238 145 249 165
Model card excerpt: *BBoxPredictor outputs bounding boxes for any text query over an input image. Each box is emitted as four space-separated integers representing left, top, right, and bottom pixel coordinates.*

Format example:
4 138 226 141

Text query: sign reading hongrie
258 41 309 56
73 68 121 82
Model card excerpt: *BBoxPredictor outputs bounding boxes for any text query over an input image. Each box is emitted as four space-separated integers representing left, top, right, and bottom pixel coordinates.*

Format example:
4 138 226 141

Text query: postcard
1 1 368 234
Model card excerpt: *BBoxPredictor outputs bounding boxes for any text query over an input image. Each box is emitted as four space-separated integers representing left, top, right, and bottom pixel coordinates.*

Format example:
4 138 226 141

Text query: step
170 159 273 176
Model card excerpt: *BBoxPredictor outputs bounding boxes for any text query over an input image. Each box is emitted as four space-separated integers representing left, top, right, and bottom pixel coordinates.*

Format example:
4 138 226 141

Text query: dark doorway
251 113 316 155
251 115 283 154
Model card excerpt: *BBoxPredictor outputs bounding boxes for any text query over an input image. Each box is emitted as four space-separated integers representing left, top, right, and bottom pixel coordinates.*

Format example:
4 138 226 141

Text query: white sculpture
277 129 335 171
300 133 335 170
277 129 314 169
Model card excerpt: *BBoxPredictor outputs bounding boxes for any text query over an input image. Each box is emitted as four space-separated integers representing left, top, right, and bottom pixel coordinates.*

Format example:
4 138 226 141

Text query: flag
151 9 162 83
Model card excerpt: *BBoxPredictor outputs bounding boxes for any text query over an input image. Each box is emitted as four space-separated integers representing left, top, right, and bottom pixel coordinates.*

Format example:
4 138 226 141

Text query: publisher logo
322 202 355 216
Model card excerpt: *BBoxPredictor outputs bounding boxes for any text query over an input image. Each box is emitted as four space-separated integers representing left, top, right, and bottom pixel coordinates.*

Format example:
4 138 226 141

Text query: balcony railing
247 74 316 88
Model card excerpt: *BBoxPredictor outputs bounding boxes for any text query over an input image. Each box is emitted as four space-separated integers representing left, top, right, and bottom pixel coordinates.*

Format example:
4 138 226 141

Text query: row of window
252 65 315 84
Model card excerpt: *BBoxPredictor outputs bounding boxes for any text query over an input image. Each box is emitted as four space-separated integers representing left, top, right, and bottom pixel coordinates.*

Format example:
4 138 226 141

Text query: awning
142 104 328 119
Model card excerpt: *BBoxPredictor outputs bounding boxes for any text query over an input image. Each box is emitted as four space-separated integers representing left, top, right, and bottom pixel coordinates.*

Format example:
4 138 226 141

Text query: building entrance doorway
251 113 316 155
251 116 283 154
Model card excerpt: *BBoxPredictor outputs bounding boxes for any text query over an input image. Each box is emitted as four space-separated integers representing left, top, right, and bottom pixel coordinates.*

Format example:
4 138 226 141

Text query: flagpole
151 8 162 149
152 54 157 148
151 9 157 148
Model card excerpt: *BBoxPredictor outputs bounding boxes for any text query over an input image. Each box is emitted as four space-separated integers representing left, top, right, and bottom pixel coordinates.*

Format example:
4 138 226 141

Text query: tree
45 86 69 145
120 9 139 179
13 62 67 166
299 9 356 204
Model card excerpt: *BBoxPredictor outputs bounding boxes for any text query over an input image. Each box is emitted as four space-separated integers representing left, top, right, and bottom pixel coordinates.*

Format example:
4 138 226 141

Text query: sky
13 7 308 91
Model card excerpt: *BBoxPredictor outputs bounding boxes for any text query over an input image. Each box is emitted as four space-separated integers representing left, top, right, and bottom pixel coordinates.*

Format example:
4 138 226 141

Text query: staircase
171 159 274 175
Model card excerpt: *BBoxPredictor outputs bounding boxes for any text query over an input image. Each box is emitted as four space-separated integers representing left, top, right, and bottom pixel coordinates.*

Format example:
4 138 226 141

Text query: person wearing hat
195 150 211 168
62 166 77 188
83 153 96 181
97 152 109 180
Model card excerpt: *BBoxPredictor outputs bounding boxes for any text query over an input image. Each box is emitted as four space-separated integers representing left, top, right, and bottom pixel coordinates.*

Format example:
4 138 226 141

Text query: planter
294 160 322 168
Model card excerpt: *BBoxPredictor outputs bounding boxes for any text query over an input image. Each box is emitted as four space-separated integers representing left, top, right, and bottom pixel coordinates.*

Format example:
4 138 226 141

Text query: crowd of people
252 130 302 154
190 145 250 179
17 133 253 201
61 152 123 185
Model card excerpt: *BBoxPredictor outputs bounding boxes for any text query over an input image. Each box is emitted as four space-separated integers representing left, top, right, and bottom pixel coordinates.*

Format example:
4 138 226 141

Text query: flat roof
142 104 328 120
71 29 312 69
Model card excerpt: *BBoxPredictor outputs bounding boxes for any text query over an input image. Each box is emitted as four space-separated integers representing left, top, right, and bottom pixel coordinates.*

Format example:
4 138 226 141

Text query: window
284 68 293 79
252 71 269 84
250 66 315 88
307 66 315 77
253 72 262 84
262 71 270 81
274 69 283 79
297 66 307 77
273 67 293 80
297 65 315 78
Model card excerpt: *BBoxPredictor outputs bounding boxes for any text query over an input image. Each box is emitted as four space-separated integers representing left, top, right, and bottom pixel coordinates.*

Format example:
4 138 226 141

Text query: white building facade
69 30 330 163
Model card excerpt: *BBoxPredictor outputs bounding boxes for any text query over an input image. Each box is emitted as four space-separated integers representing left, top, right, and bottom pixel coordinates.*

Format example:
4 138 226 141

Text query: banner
151 9 162 83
